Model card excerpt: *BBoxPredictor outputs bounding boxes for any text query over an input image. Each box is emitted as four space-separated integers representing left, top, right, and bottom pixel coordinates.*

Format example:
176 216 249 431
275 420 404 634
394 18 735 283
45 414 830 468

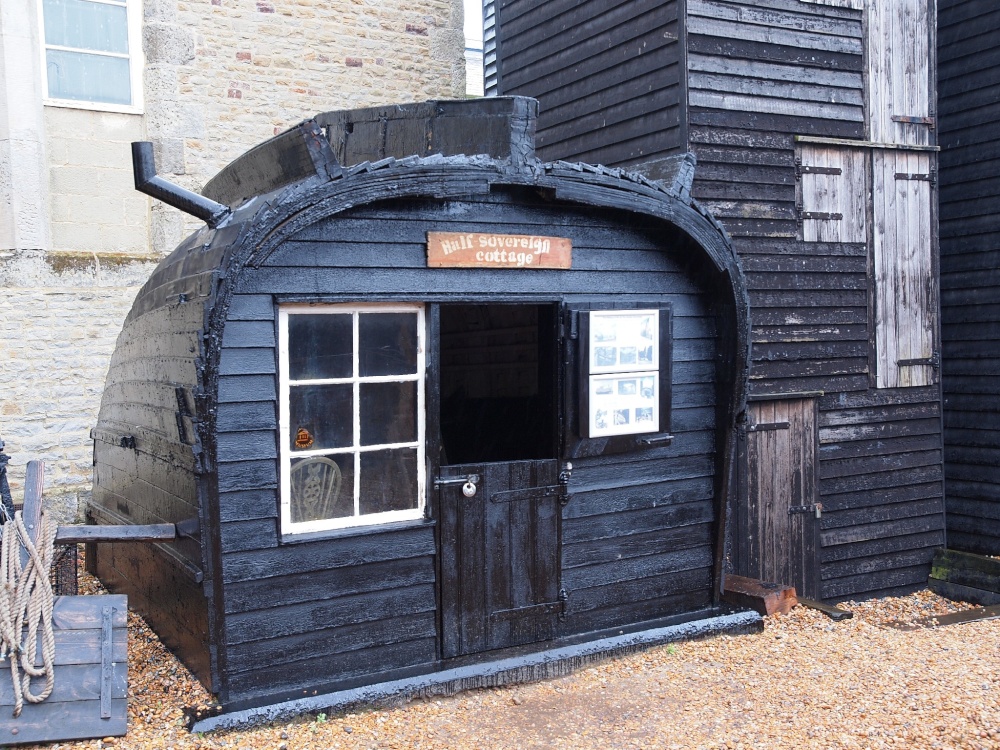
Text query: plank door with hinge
797 145 867 243
868 0 934 146
744 399 820 599
438 459 563 658
873 149 937 388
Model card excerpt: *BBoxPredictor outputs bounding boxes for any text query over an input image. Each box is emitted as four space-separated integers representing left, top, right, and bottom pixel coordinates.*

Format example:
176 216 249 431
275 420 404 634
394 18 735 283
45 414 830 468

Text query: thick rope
0 511 56 717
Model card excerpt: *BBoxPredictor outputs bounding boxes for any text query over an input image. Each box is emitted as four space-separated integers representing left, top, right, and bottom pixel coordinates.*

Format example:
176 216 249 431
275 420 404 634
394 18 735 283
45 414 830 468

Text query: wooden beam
55 524 177 544
20 460 45 568
722 573 798 616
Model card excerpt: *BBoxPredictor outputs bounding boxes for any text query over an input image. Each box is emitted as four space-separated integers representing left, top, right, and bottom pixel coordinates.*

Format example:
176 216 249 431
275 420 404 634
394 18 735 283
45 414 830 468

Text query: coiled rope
0 511 56 717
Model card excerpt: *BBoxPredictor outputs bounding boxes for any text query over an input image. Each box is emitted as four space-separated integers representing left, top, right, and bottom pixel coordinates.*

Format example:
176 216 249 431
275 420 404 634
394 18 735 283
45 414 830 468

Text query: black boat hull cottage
90 98 753 713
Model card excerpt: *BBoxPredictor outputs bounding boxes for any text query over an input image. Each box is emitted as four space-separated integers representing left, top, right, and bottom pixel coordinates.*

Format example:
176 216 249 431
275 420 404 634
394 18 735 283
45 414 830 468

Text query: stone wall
0 0 465 520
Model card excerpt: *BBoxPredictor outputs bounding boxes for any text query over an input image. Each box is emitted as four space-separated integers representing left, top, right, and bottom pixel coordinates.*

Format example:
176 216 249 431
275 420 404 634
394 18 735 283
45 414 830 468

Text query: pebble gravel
19 575 1000 750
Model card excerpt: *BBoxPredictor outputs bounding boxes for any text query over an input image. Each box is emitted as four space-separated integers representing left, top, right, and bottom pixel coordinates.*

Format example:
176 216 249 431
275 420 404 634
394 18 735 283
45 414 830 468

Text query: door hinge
800 211 843 222
558 588 569 622
789 503 822 519
897 351 940 369
891 114 935 129
747 421 790 432
796 164 843 178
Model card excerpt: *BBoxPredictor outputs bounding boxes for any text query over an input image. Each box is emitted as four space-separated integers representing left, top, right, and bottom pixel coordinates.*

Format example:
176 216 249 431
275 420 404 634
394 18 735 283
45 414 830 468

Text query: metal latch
748 421 790 432
789 503 822 519
434 474 481 498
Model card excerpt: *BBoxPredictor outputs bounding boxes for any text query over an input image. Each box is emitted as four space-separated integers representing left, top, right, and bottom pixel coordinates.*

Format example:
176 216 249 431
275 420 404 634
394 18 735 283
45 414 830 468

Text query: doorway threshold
190 605 762 733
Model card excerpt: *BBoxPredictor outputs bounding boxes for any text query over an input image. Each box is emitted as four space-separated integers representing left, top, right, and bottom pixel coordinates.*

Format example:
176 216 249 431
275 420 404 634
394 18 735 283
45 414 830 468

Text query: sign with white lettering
427 232 572 269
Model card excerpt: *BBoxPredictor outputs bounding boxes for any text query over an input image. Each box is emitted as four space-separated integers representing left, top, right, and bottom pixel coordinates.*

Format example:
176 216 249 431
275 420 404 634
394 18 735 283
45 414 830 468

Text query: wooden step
722 574 797 616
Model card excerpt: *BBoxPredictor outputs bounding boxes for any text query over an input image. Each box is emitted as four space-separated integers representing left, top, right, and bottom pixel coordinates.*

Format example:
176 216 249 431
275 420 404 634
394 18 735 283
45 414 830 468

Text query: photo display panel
585 310 660 437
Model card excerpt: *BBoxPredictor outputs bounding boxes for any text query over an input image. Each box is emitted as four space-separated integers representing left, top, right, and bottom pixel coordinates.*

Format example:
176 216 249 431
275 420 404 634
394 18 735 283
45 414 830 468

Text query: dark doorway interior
439 304 558 465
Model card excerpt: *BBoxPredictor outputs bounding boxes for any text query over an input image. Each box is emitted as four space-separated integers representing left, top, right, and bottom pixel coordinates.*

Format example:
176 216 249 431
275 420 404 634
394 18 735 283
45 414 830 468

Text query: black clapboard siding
225 612 438 676
224 582 437 645
567 589 713 634
494 0 683 165
938 0 1000 555
226 637 437 708
224 555 436 615
822 565 930 601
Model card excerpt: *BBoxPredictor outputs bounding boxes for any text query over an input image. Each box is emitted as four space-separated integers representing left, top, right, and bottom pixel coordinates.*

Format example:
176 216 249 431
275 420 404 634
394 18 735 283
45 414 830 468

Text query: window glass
281 304 424 534
43 0 128 52
359 313 419 376
288 313 353 380
289 456 355 523
40 0 140 109
359 381 417 446
45 50 131 105
359 449 419 515
288 384 353 451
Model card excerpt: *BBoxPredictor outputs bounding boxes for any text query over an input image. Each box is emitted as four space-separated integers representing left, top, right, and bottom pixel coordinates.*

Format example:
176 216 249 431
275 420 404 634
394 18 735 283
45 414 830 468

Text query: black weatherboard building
90 98 756 715
486 0 946 600
938 0 1000 556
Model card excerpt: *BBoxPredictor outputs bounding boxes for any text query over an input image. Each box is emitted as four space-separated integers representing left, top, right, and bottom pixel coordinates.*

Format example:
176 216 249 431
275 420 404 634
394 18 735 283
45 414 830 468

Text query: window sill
279 516 435 545
44 98 144 116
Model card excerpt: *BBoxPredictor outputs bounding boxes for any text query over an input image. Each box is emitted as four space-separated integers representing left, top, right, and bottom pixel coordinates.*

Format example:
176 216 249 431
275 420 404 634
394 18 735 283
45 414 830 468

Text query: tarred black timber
938 0 1000 557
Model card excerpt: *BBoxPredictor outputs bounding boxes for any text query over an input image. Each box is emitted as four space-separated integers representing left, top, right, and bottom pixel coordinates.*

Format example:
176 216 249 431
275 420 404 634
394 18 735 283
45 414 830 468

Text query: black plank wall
492 0 684 165
213 195 721 706
91 237 224 689
493 0 945 600
938 0 1000 555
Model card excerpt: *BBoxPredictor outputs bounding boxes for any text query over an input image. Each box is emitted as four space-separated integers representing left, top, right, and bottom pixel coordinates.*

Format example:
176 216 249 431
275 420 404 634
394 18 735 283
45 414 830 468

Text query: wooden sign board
427 232 571 269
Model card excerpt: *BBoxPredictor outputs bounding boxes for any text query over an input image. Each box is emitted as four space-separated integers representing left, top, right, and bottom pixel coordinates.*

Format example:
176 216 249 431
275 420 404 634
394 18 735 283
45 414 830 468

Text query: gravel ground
21 574 1000 750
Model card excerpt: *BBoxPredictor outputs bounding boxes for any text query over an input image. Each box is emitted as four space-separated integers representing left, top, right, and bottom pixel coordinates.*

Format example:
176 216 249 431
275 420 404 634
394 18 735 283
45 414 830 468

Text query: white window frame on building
37 0 144 113
278 303 427 536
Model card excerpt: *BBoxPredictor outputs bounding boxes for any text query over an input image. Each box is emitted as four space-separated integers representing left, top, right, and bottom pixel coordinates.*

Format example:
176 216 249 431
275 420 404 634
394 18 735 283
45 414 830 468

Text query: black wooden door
438 459 562 658
743 399 820 599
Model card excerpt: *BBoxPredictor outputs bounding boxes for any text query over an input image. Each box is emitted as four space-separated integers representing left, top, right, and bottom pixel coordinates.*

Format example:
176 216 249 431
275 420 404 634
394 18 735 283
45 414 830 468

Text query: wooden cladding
796 145 867 243
742 398 820 599
874 149 936 389
687 0 864 124
868 0 934 146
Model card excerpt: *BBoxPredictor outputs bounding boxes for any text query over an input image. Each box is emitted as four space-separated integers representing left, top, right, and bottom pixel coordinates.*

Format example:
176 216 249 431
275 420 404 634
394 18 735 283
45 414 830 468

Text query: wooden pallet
1 594 128 744
2 461 131 744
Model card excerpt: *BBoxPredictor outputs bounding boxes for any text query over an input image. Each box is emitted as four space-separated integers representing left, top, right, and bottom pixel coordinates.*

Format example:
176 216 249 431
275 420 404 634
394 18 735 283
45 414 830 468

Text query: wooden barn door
744 399 820 599
433 304 563 658
873 149 937 388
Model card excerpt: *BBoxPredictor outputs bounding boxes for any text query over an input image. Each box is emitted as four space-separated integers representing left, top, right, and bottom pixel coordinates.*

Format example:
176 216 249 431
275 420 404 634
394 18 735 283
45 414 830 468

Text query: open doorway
438 303 559 465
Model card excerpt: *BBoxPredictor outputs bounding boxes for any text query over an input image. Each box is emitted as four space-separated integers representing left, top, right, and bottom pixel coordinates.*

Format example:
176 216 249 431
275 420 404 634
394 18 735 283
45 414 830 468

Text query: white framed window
38 0 144 113
278 303 426 535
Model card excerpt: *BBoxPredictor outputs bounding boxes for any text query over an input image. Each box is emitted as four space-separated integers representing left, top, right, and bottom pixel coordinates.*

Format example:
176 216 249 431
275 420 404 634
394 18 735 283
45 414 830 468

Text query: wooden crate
1 595 127 745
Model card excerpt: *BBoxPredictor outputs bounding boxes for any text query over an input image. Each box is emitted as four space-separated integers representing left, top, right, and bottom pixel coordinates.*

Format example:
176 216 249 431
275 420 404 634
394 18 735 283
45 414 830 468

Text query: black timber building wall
490 0 946 601
938 0 1000 555
216 196 722 705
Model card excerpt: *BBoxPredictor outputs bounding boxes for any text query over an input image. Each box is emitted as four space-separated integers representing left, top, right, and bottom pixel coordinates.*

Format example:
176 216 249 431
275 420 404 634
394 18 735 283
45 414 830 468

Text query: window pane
290 456 354 523
359 313 418 376
288 314 353 380
44 0 129 53
359 449 418 514
289 384 353 451
45 50 130 105
360 381 416 446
